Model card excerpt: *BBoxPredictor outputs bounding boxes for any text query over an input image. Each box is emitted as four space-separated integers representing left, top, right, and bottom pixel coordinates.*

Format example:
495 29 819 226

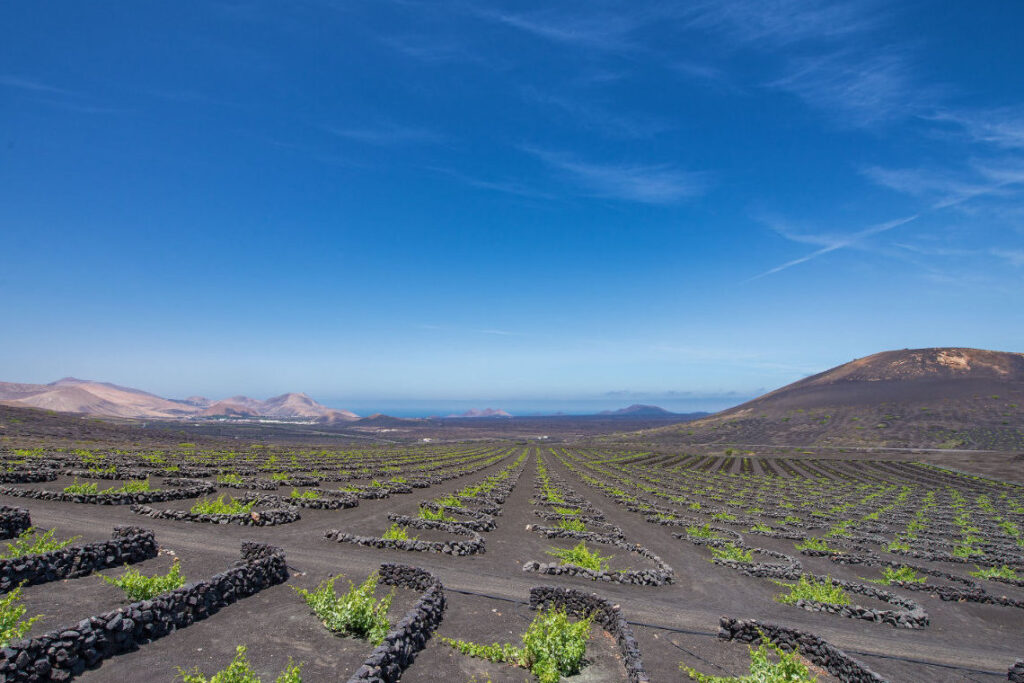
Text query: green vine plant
709 544 752 563
417 506 454 522
686 524 723 539
774 576 850 606
62 478 155 496
1 527 80 560
545 542 611 572
63 479 99 495
864 566 926 585
441 606 592 683
101 559 186 600
191 495 257 515
103 479 154 494
381 523 416 541
293 573 393 645
794 537 837 553
970 565 1019 580
682 637 816 682
0 586 41 647
177 645 302 683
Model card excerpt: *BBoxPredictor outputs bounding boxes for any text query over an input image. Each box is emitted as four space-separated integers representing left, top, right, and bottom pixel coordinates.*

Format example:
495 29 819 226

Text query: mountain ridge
0 379 359 421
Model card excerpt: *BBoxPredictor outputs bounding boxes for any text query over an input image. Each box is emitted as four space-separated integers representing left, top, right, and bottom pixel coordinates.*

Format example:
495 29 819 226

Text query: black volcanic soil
3 390 1024 683
145 414 707 445
0 404 213 447
0 446 1017 682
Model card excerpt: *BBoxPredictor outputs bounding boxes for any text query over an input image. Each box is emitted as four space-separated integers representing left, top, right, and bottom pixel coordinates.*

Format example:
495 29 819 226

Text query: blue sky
2 1 1023 414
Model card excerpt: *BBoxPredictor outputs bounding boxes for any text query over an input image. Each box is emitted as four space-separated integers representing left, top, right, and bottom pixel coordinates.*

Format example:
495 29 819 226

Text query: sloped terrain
632 348 1024 450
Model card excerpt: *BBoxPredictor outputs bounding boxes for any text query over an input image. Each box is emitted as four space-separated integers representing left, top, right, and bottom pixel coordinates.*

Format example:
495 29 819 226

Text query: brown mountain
0 379 358 421
0 378 196 418
635 348 1024 451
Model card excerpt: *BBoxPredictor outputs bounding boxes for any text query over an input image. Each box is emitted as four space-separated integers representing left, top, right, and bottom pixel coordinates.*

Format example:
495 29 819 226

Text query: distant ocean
329 397 747 418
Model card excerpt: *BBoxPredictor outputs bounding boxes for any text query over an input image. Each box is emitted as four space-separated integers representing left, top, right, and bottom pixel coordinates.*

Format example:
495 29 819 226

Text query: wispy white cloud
931 107 1024 150
378 34 474 64
861 165 997 209
896 243 1024 269
0 75 126 114
325 123 442 146
0 75 74 95
479 329 524 336
680 0 879 47
749 214 919 281
991 249 1024 267
863 159 1024 209
677 2 929 127
523 146 710 204
479 8 645 51
672 62 736 91
770 50 928 126
520 87 671 139
427 166 554 200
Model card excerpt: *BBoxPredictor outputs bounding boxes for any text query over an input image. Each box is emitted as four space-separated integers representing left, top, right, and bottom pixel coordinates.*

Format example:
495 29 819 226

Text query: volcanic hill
635 348 1024 450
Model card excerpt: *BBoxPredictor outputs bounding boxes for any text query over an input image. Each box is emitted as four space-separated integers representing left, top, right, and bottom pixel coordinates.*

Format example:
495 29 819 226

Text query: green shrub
552 507 581 516
682 637 815 682
775 575 850 606
294 573 393 645
178 645 301 683
970 565 1019 580
191 495 256 515
543 488 565 504
103 479 154 494
417 506 454 522
0 586 41 647
555 518 586 532
63 479 99 495
441 639 522 665
953 543 983 558
794 537 836 552
546 542 611 572
216 473 244 485
521 606 592 682
442 606 591 683
102 559 185 600
381 523 416 541
869 566 926 585
1 527 79 559
686 524 721 539
289 489 320 500
709 543 752 563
